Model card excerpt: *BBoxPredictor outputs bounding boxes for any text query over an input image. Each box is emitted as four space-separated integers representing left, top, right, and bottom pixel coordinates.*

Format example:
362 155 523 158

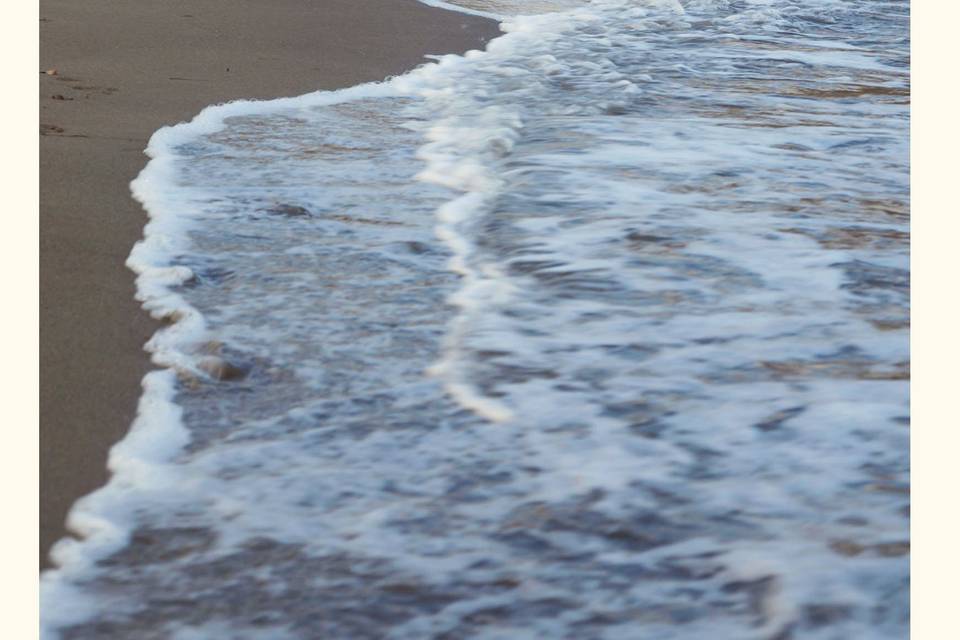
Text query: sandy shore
39 0 499 569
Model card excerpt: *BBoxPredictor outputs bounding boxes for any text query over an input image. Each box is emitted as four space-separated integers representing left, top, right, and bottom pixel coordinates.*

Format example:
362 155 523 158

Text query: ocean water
42 0 909 638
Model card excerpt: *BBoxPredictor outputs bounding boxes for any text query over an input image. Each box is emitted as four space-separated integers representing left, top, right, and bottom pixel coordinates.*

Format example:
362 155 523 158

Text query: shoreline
39 0 499 569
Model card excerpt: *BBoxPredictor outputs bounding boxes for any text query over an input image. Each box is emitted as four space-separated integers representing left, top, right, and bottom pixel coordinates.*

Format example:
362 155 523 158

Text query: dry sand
40 0 499 569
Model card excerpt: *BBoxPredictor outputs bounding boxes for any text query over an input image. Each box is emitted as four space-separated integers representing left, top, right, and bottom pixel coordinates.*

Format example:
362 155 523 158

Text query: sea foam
42 1 909 637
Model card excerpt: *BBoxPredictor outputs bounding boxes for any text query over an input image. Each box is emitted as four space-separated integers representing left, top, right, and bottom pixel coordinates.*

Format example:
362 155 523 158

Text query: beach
39 0 909 635
39 0 500 569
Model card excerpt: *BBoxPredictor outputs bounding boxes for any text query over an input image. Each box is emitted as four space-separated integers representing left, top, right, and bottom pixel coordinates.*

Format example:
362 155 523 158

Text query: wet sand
39 0 499 569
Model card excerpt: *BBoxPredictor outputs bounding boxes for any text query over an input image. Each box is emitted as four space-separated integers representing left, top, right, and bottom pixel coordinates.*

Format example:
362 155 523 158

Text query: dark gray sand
39 0 499 569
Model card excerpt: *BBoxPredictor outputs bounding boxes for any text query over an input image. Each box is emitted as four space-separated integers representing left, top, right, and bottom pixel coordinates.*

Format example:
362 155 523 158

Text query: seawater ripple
42 0 908 638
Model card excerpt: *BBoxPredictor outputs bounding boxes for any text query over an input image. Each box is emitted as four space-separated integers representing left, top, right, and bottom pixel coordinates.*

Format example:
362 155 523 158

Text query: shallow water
43 0 908 638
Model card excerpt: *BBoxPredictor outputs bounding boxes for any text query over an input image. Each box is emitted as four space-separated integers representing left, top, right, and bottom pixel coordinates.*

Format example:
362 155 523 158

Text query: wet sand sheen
39 0 499 569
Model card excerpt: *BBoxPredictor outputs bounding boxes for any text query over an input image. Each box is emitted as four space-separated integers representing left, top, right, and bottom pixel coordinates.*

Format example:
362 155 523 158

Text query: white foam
41 0 909 636
41 81 407 635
